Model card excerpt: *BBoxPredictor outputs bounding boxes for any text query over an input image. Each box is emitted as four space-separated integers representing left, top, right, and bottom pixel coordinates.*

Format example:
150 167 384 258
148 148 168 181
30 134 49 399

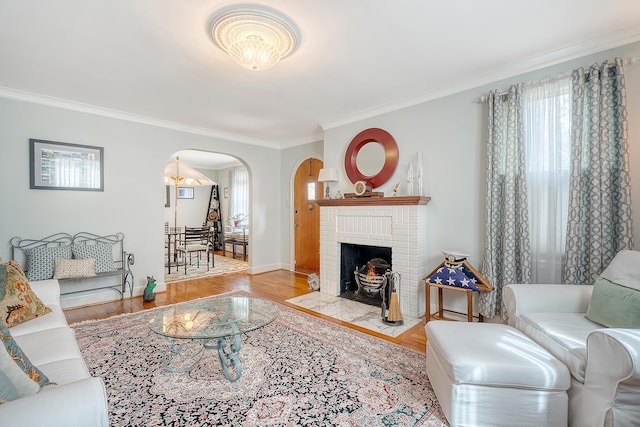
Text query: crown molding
321 28 640 132
0 86 284 149
2 27 638 146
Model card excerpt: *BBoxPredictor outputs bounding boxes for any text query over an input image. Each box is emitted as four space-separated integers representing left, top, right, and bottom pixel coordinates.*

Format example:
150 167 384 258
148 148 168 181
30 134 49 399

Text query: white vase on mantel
416 152 424 197
406 162 414 196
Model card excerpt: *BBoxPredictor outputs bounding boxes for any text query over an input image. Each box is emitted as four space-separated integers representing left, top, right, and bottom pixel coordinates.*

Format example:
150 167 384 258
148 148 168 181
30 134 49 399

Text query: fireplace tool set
354 259 403 326
382 271 403 325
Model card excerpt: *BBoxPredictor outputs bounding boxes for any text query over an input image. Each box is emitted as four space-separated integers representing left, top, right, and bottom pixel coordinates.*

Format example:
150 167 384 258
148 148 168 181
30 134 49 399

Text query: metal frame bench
10 232 134 301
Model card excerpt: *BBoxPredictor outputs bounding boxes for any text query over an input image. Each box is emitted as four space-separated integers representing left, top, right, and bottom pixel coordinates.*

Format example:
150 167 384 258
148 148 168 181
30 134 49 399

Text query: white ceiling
1 0 640 150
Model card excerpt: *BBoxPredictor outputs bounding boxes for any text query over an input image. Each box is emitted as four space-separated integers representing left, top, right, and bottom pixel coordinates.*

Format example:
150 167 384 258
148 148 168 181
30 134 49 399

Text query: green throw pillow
585 276 640 328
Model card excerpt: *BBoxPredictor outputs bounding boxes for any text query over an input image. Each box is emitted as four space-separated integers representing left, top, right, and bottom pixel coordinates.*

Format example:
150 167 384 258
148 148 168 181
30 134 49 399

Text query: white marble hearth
316 197 430 318
286 292 421 338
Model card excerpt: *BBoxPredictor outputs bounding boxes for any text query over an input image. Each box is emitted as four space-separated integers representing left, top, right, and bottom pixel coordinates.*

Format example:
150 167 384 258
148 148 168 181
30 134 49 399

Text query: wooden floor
64 268 427 353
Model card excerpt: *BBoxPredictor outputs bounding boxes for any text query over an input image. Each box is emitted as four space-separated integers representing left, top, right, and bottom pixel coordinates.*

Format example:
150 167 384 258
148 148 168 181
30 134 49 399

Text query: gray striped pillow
71 244 115 273
25 245 72 281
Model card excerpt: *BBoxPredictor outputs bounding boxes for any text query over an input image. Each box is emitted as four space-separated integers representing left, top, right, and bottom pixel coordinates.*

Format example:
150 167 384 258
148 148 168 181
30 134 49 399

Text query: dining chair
176 226 212 274
165 226 184 274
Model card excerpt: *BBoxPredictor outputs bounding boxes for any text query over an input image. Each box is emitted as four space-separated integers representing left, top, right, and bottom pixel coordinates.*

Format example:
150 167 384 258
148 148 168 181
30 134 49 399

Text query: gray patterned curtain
563 58 634 284
480 85 531 319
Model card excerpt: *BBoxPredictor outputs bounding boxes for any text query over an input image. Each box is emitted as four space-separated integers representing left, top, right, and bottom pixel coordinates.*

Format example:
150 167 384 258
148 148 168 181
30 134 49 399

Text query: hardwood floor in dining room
64 268 427 353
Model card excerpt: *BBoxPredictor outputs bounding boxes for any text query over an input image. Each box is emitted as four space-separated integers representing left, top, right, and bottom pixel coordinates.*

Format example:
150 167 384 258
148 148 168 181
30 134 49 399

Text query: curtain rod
473 56 639 103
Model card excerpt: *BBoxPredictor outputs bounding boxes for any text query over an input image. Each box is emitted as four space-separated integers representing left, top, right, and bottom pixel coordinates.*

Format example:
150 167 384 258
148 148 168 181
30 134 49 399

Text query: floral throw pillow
0 261 51 328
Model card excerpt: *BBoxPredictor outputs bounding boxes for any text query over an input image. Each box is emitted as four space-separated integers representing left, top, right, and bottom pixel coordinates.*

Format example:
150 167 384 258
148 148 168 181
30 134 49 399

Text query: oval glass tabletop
149 296 278 339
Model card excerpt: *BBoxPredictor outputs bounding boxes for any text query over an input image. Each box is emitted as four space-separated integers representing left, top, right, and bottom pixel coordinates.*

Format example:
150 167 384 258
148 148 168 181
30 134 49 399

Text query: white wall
163 166 242 229
164 184 212 229
0 98 283 307
322 41 640 314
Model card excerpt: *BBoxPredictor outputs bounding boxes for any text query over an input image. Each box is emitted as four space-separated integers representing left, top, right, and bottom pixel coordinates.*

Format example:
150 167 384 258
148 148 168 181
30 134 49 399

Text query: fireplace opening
340 243 392 307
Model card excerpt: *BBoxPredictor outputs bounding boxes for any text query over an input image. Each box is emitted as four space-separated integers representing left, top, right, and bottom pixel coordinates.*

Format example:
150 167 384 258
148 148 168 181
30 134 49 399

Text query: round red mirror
344 128 399 189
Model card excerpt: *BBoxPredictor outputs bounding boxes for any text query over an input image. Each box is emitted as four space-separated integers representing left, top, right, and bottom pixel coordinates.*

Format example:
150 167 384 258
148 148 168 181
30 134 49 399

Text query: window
522 76 572 282
307 182 316 200
230 168 249 223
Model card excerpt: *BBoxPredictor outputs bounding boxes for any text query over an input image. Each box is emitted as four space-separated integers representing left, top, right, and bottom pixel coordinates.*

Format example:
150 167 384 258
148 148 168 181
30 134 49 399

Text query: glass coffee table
149 296 278 382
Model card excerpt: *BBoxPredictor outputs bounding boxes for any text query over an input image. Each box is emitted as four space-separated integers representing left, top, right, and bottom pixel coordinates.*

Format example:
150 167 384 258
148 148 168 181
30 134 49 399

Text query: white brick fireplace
315 197 430 318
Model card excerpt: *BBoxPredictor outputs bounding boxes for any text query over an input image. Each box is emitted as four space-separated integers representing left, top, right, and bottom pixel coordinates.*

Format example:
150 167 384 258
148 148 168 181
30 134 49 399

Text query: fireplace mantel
314 196 430 207
318 196 430 318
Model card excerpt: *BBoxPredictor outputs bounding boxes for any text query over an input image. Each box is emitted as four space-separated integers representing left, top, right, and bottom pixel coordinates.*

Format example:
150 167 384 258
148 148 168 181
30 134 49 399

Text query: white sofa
0 279 109 426
503 250 640 427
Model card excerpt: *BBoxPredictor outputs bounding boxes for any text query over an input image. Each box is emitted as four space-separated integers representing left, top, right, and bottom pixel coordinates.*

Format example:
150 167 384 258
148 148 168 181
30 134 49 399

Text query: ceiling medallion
209 5 300 71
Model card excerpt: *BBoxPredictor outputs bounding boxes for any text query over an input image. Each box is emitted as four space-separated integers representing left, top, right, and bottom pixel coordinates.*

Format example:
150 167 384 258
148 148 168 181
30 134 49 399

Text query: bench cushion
0 326 52 388
13 327 83 369
516 312 602 383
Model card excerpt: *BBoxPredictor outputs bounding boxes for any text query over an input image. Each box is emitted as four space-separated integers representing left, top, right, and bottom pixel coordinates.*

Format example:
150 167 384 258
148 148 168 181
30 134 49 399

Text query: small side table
224 238 248 261
425 282 483 323
223 227 248 261
423 254 492 323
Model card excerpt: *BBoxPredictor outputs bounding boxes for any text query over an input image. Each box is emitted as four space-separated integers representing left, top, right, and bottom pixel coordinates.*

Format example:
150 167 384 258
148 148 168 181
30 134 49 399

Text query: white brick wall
319 204 427 318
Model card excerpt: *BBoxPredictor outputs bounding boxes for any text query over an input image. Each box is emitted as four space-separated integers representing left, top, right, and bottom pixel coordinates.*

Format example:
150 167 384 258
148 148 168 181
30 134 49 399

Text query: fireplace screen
354 258 390 297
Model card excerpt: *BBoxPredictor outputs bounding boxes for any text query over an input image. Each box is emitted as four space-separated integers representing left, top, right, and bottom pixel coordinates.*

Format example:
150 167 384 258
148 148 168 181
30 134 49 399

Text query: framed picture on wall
29 139 104 191
164 185 170 207
178 187 194 199
224 187 229 198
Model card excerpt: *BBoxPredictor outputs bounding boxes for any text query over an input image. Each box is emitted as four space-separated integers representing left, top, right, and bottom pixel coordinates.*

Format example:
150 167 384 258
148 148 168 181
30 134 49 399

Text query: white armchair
503 250 640 427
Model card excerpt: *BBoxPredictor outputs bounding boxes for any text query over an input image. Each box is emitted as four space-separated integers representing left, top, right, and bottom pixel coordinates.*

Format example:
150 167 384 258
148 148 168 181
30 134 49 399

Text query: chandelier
209 6 299 71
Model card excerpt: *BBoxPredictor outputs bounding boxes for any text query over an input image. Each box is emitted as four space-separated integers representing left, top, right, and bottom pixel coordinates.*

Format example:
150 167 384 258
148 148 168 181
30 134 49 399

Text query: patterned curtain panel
563 58 634 284
480 85 531 319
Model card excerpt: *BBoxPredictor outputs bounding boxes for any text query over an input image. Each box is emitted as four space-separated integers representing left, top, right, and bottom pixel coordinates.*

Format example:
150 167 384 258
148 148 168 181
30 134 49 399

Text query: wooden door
294 158 323 274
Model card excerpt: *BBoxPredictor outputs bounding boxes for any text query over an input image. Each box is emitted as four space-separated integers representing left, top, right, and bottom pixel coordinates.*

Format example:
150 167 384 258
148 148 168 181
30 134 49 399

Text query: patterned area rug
165 255 247 283
72 294 448 426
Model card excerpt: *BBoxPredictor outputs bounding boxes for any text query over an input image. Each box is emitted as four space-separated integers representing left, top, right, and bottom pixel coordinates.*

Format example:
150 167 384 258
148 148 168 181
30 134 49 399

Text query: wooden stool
425 282 483 323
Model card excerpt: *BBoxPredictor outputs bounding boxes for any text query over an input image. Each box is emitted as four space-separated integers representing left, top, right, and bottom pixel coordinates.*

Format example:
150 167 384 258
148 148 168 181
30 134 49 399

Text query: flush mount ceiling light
209 5 300 71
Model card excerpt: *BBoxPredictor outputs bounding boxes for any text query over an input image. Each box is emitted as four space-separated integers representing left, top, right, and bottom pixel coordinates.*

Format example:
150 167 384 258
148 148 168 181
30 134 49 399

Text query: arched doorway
164 150 249 280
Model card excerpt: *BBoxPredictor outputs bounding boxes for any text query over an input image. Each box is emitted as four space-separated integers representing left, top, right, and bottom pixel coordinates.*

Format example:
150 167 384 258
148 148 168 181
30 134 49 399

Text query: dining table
165 227 184 274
